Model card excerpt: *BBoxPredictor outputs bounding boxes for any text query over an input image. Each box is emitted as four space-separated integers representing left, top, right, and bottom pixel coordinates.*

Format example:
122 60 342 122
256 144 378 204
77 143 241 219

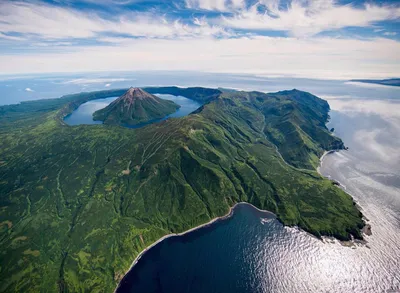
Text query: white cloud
0 1 398 41
0 32 26 41
77 0 140 4
354 128 400 163
185 0 245 11
105 83 111 87
328 98 400 138
327 99 400 120
221 0 400 37
62 78 130 84
0 1 228 40
0 2 103 39
98 37 135 44
25 87 34 92
0 1 399 78
344 81 396 89
329 98 400 165
383 32 397 36
1 36 399 79
32 42 73 47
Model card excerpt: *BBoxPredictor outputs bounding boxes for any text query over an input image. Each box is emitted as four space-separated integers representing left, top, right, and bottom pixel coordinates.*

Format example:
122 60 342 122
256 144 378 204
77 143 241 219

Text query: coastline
316 150 328 174
317 150 338 175
114 148 365 292
114 146 366 293
318 148 369 238
114 202 275 292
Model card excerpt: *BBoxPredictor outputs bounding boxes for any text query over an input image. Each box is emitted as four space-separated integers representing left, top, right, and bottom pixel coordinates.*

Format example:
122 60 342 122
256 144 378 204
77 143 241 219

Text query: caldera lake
63 94 202 127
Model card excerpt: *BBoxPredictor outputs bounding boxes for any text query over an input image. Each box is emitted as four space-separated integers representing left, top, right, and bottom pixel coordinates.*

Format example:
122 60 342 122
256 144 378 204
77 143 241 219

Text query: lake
1 72 399 292
63 94 202 126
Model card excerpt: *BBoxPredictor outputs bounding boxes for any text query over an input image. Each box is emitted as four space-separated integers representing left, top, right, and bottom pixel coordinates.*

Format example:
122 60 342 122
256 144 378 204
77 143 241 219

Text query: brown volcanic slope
93 87 180 126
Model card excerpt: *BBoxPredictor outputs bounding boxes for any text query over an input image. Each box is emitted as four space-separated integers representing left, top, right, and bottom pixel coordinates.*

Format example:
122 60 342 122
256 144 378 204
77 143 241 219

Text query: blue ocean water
117 203 277 293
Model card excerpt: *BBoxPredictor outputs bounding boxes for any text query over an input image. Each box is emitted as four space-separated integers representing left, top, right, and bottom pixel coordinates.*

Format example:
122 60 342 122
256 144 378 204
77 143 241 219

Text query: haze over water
0 72 399 293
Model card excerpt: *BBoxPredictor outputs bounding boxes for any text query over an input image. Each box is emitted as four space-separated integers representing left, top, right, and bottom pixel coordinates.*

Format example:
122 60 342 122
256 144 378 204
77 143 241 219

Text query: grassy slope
0 87 363 292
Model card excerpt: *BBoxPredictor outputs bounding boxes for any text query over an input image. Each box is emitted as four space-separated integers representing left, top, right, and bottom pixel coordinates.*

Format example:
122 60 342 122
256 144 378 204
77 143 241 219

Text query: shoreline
316 150 336 175
318 148 369 236
114 148 365 292
114 202 275 292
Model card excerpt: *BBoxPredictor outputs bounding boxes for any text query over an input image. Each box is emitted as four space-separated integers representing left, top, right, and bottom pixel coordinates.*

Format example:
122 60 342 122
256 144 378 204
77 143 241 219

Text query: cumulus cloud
25 87 34 92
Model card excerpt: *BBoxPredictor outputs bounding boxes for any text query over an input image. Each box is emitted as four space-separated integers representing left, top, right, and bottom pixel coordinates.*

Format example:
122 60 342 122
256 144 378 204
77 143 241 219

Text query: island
0 86 364 292
93 87 180 126
350 78 400 87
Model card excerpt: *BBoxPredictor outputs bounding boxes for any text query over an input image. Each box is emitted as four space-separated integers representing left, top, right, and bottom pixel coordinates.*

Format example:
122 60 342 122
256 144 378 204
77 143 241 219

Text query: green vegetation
0 86 364 292
144 86 222 103
92 87 180 126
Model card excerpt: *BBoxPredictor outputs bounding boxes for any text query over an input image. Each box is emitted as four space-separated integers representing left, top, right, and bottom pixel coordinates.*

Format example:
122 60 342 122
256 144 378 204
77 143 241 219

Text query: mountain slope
0 87 363 293
92 87 180 125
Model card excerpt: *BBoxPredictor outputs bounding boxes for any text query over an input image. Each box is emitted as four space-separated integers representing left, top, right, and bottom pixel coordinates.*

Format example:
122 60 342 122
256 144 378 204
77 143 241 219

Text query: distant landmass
93 87 180 125
0 86 364 292
350 78 400 87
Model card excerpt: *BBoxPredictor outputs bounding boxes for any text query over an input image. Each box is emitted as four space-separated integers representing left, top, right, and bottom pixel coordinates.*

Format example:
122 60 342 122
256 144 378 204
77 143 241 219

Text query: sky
0 0 399 79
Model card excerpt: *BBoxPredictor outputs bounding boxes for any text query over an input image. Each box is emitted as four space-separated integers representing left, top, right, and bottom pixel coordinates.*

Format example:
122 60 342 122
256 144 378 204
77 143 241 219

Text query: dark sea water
63 94 201 126
117 204 278 293
0 72 399 293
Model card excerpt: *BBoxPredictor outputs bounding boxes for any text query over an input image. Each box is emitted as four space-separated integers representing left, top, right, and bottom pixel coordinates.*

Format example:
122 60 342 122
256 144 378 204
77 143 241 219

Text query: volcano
93 87 180 126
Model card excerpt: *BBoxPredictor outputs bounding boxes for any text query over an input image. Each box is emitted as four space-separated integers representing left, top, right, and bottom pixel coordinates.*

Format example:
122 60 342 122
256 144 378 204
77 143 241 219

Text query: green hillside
0 87 364 292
